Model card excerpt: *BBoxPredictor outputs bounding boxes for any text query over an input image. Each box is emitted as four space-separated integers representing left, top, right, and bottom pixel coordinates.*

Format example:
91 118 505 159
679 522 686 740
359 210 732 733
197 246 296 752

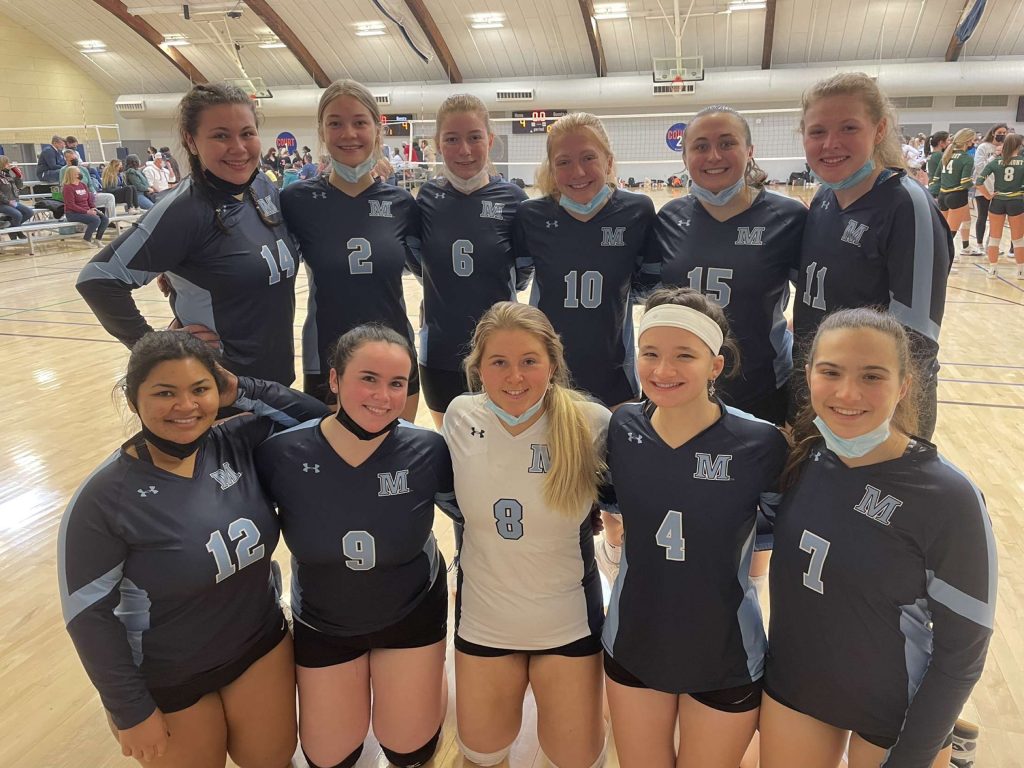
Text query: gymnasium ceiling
1 0 1022 95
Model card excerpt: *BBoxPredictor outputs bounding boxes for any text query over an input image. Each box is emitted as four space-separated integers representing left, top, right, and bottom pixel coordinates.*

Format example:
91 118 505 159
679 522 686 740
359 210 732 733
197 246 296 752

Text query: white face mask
331 156 376 184
813 415 892 459
442 165 490 194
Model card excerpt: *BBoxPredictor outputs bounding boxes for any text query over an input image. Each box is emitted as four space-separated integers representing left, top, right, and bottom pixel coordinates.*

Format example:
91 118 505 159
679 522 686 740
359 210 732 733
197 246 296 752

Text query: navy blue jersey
603 402 787 693
255 420 457 636
652 190 805 407
77 174 298 385
415 178 529 371
766 441 996 766
59 378 328 729
794 171 952 375
281 178 420 376
514 190 658 406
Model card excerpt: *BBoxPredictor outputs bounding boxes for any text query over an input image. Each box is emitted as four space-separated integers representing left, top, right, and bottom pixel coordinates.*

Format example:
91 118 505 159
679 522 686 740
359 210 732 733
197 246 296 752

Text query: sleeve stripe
61 562 125 625
234 394 301 428
888 178 942 342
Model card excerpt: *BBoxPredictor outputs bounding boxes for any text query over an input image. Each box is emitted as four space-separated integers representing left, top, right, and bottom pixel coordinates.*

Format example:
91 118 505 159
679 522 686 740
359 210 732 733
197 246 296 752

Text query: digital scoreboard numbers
380 114 412 137
512 109 568 134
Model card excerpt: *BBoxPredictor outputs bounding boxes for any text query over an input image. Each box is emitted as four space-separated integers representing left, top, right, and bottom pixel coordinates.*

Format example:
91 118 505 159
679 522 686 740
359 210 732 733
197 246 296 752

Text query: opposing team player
255 325 454 768
938 128 978 258
443 303 609 768
415 94 530 427
602 288 787 768
513 112 658 587
975 132 1024 279
795 72 952 439
59 331 328 767
77 83 298 385
282 80 421 418
761 308 996 768
925 131 949 202
652 105 805 425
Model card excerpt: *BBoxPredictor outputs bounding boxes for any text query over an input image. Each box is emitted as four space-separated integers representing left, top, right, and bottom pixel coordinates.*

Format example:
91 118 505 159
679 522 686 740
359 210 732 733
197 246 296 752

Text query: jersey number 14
260 239 297 285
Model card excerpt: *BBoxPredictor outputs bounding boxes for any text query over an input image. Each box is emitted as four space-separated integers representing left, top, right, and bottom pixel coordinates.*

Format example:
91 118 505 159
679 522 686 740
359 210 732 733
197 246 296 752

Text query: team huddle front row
59 71 994 768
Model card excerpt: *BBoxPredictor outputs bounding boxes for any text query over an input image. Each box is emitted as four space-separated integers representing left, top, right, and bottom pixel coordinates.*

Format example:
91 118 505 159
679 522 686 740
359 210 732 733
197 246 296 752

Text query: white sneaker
87 239 100 249
1016 266 1024 280
986 264 998 279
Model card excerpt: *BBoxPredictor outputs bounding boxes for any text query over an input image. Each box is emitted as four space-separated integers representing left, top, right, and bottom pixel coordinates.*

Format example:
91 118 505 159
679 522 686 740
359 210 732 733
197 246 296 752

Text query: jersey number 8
493 499 524 540
206 517 265 584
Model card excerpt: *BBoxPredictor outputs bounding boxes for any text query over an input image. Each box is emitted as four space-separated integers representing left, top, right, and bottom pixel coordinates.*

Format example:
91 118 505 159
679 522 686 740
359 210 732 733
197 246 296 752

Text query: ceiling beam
244 0 330 88
945 0 973 61
91 0 208 83
761 0 778 70
577 0 608 77
402 0 462 84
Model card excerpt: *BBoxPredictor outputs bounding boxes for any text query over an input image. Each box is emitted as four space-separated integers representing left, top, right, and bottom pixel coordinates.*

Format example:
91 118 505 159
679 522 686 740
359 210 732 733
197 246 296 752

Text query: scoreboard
380 114 412 137
512 109 568 134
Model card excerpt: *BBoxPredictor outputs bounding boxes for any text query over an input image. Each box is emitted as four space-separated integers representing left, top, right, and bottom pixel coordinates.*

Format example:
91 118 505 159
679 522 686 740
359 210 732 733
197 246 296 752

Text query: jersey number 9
343 530 377 570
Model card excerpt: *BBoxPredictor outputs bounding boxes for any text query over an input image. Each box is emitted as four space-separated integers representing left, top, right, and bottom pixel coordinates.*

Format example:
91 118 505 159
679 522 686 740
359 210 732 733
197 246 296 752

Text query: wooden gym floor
0 187 1021 767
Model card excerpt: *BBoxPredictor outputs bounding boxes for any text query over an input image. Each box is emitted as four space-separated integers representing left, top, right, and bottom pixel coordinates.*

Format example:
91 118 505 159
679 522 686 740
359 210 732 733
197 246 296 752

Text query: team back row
59 70 995 768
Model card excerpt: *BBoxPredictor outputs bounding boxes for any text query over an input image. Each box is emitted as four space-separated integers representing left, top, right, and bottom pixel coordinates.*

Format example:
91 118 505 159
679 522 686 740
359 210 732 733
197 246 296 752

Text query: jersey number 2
656 510 685 561
260 239 296 285
799 529 830 594
347 237 373 275
206 518 265 584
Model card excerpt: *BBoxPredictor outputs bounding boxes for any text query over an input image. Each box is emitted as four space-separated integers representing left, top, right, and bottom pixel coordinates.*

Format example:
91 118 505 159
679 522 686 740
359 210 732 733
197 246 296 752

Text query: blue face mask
559 183 612 216
690 176 746 206
816 159 875 191
331 156 376 183
485 396 546 427
813 415 891 459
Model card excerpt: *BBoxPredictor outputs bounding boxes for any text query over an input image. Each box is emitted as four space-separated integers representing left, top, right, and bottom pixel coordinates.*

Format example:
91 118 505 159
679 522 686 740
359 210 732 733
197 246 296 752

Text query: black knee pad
380 726 442 768
301 742 363 768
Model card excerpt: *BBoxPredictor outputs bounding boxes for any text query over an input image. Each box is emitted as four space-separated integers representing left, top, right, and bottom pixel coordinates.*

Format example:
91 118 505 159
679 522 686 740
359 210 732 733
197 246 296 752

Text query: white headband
638 304 724 355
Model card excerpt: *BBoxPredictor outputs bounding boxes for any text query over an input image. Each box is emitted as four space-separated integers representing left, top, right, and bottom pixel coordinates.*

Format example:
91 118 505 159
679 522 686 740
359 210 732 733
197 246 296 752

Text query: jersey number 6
206 518 266 584
453 239 474 277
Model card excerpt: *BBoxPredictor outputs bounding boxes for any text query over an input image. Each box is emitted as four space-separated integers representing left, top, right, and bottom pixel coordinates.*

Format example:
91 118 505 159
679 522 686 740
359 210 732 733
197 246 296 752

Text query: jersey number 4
656 510 686 561
260 239 296 286
799 529 830 594
206 517 265 584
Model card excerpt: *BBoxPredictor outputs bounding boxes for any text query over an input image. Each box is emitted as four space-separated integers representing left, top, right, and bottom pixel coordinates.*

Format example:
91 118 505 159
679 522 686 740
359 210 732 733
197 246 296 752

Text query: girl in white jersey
443 302 610 768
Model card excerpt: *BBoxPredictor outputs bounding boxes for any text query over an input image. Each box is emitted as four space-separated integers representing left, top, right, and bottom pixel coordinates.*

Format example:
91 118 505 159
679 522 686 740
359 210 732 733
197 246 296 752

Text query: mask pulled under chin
690 176 746 206
203 167 259 195
816 160 875 191
484 395 546 427
813 415 891 459
558 183 612 216
139 423 211 460
336 404 398 440
331 157 376 184
442 166 490 194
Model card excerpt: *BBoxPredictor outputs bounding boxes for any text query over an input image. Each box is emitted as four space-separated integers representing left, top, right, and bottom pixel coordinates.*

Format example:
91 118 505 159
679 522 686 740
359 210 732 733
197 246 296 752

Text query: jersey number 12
206 517 265 584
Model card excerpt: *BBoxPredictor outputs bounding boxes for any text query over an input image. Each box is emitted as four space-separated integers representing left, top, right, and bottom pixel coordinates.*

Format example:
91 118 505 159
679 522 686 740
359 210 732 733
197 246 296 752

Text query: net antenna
225 76 273 99
651 0 705 84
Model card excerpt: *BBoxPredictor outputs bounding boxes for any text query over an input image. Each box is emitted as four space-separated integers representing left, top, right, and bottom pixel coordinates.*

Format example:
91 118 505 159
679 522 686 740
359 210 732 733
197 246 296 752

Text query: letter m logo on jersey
734 226 765 246
528 443 551 474
693 453 733 481
377 469 410 497
853 484 903 526
601 227 626 247
480 201 506 220
210 462 243 490
368 200 393 218
840 220 869 247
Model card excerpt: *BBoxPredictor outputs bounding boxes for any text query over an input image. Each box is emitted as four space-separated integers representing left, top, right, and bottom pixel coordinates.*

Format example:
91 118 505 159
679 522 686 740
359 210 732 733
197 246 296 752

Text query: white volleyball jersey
442 393 610 650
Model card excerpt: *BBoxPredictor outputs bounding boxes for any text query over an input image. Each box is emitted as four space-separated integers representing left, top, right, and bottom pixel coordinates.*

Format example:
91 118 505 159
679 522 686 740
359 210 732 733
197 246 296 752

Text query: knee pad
1012 237 1024 249
455 732 511 766
381 726 442 768
543 729 609 768
301 742 363 768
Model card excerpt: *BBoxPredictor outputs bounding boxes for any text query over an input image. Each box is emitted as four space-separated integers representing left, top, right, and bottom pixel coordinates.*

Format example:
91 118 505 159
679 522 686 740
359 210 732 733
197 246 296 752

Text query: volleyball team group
58 70 997 768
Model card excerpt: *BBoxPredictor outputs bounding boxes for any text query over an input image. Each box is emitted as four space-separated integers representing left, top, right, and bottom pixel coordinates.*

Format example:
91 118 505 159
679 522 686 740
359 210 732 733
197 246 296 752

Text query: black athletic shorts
455 629 602 658
148 612 289 714
763 684 954 750
990 197 1024 217
304 359 420 404
604 653 762 713
294 568 447 668
418 364 470 413
938 190 969 211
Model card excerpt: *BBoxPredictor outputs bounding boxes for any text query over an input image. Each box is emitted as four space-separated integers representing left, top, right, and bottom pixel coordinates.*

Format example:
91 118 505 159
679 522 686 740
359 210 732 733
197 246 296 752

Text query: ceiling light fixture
595 3 628 19
258 39 288 48
162 34 190 46
469 12 505 28
728 0 766 10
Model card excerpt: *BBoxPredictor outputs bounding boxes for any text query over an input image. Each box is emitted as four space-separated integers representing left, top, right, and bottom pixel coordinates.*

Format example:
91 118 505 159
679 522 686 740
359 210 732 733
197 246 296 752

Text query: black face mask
336 404 398 441
138 422 211 460
203 166 259 196
995 134 1006 143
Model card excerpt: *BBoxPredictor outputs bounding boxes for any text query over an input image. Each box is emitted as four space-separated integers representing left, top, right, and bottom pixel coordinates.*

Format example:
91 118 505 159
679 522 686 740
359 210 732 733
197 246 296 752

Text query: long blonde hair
801 72 906 170
464 302 607 517
942 128 977 168
535 112 618 199
101 159 122 189
316 79 383 162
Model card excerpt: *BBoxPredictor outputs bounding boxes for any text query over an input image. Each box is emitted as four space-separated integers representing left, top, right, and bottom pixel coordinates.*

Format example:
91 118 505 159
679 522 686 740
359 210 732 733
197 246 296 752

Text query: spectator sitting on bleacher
65 136 85 162
159 146 181 183
57 152 116 219
100 159 141 214
122 154 155 210
143 153 174 199
299 152 318 180
62 165 109 247
0 156 32 239
282 160 301 187
37 135 66 183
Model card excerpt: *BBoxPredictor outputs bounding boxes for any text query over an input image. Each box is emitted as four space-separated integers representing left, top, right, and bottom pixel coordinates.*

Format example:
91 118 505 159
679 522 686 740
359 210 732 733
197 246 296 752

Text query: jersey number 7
799 529 830 594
